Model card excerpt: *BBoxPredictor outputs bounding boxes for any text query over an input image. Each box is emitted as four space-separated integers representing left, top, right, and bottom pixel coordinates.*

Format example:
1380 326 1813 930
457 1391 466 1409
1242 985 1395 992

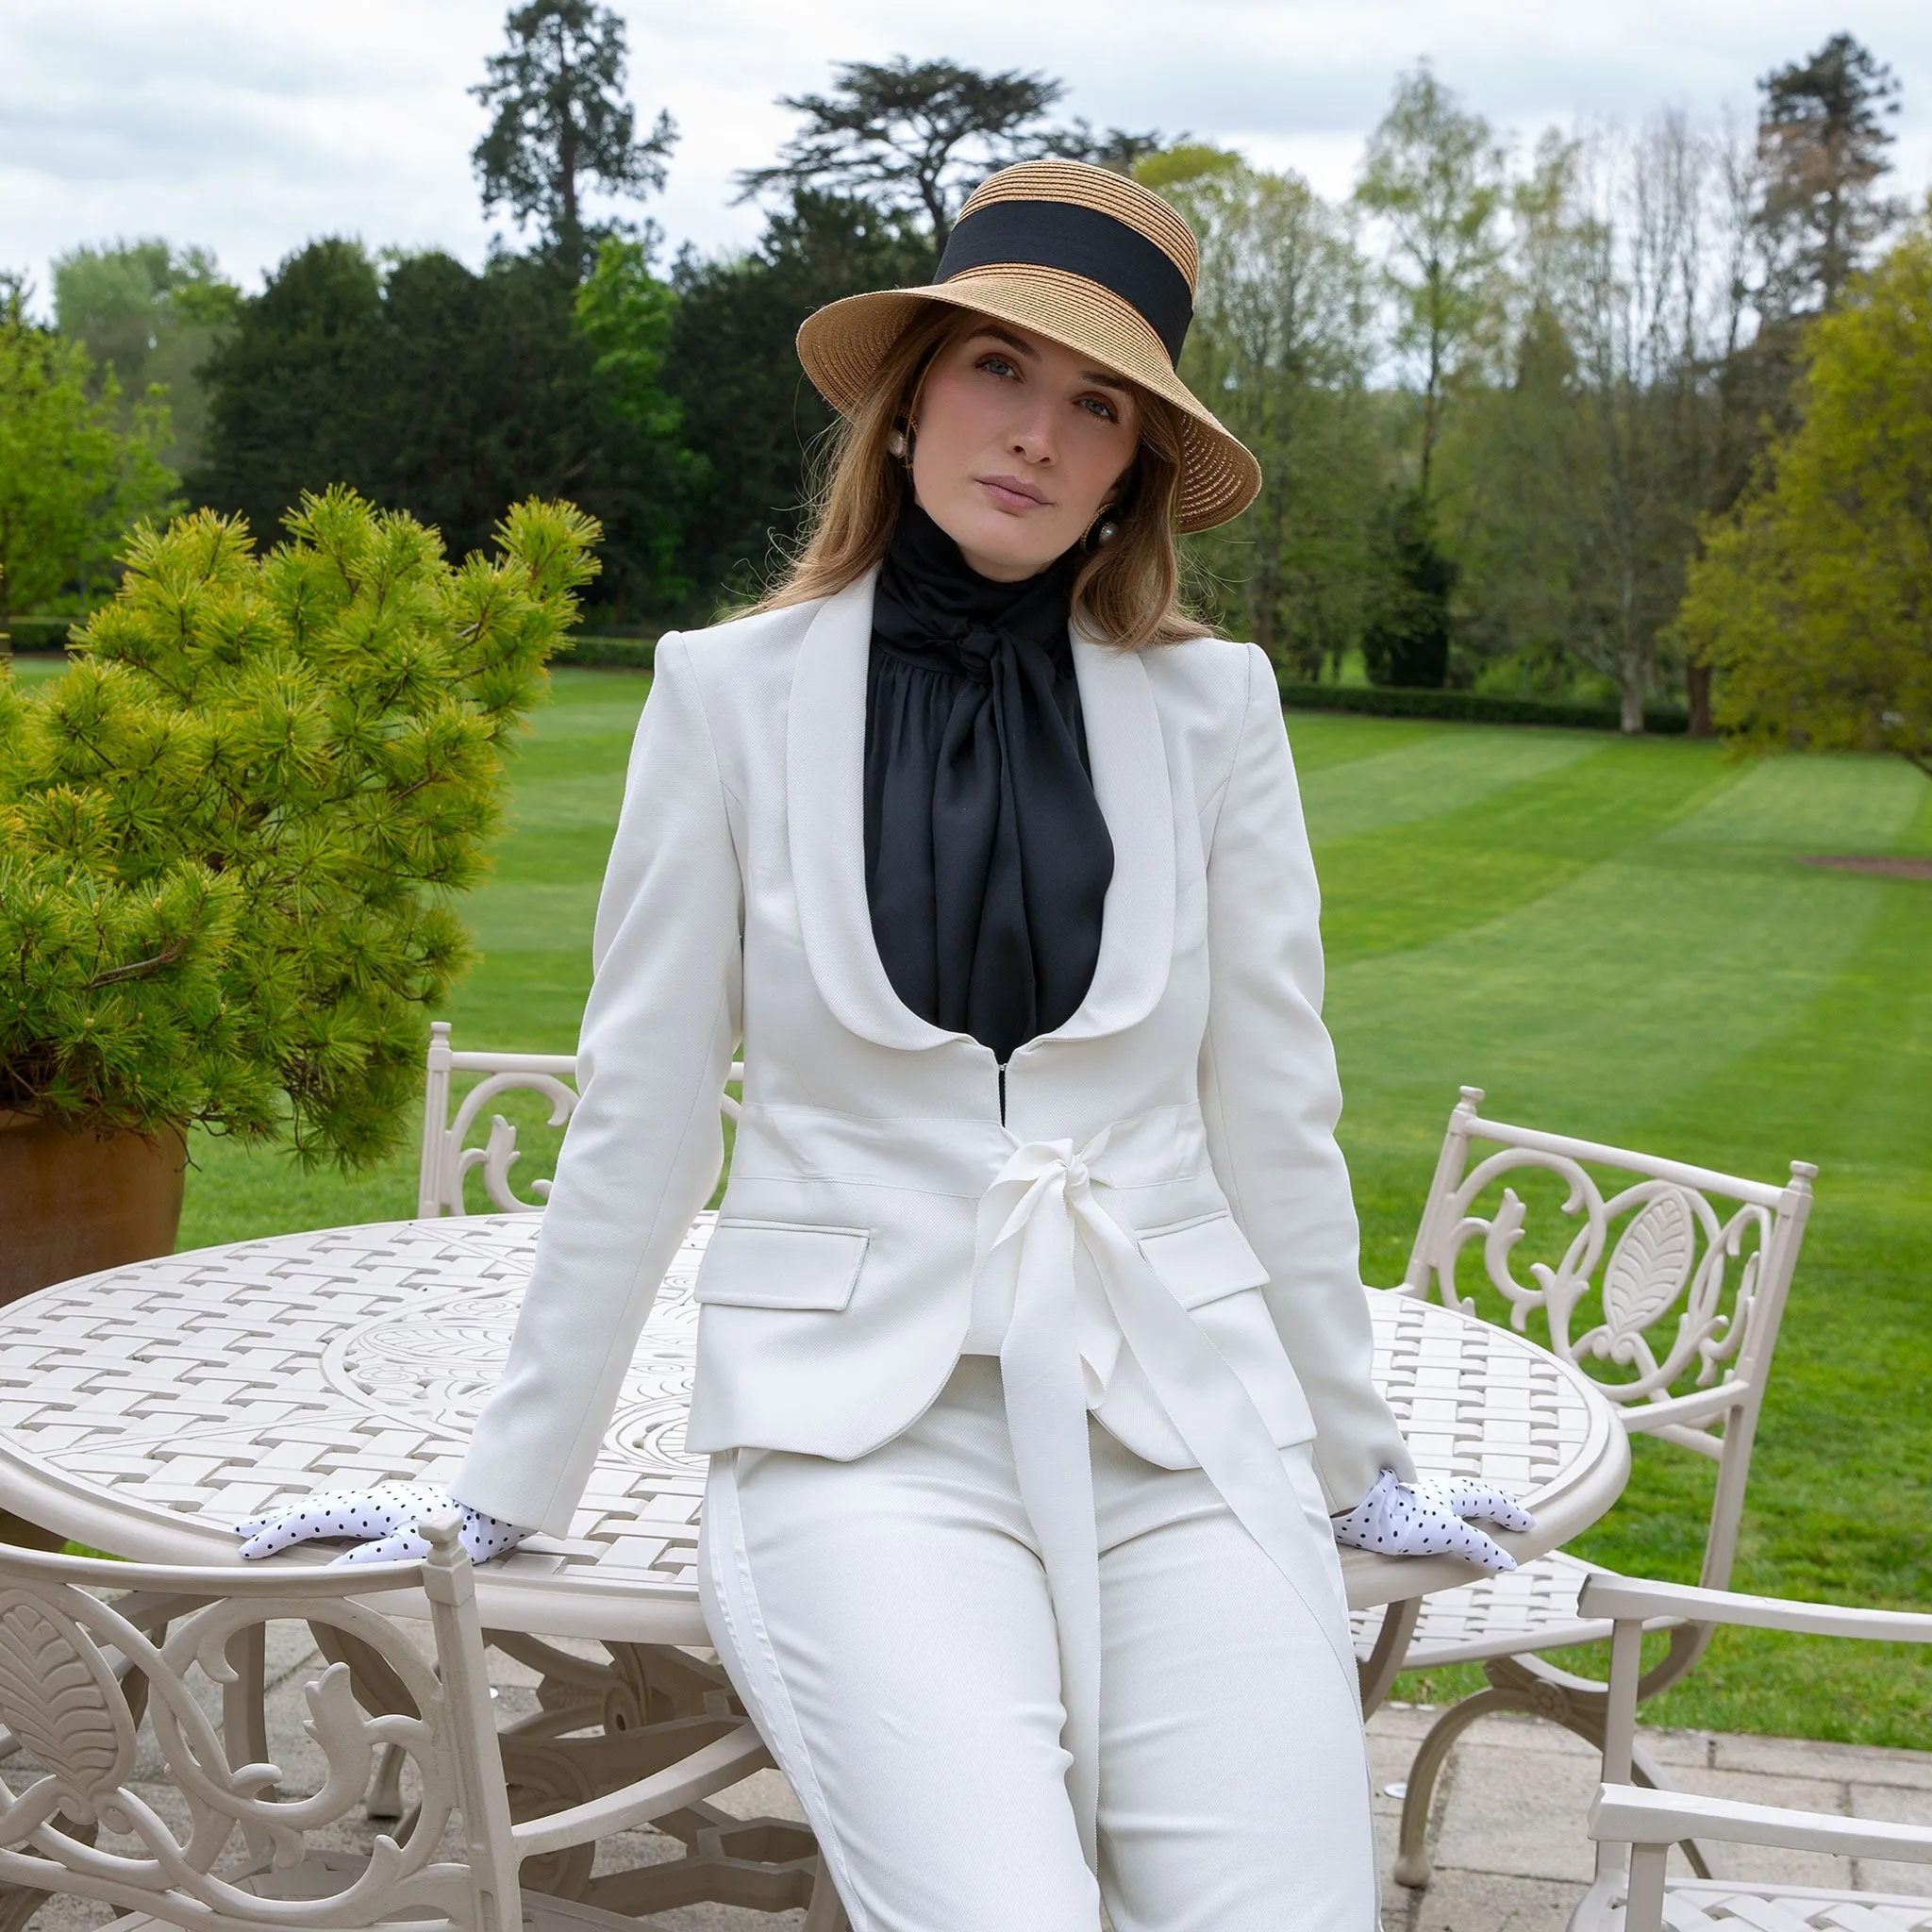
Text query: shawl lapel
786 574 1176 1056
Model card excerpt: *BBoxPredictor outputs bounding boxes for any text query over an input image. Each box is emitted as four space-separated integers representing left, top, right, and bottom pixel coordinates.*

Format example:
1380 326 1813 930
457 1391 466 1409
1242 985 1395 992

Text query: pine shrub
0 486 599 1168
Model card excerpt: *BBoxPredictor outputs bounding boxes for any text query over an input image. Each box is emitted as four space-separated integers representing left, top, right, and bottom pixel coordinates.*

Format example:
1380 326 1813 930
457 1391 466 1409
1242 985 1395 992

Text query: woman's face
908 316 1141 582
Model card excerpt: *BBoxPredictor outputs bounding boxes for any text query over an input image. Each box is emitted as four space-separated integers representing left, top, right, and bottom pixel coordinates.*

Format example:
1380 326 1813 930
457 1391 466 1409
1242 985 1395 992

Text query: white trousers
697 1357 1378 1932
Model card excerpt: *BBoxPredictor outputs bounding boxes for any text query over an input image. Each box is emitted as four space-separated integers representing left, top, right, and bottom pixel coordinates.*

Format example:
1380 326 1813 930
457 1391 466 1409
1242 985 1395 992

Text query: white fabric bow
975 1132 1357 1871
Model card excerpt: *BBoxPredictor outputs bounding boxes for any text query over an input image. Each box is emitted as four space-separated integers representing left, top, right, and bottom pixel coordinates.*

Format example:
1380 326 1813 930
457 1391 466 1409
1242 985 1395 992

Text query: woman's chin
934 509 1073 582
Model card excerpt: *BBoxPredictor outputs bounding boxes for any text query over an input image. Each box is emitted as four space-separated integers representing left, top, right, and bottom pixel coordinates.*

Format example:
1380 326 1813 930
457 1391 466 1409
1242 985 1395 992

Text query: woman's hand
1330 1469 1532 1575
236 1480 529 1567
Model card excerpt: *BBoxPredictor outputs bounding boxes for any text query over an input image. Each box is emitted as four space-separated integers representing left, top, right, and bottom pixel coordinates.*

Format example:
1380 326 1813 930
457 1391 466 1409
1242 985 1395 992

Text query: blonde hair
753 305 1213 650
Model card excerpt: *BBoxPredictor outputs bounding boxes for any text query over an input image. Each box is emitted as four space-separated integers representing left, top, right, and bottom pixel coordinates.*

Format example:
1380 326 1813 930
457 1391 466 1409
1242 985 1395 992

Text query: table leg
367 1741 407 1822
1357 1597 1421 1717
486 1635 832 1914
803 1854 852 1932
224 1622 269 1770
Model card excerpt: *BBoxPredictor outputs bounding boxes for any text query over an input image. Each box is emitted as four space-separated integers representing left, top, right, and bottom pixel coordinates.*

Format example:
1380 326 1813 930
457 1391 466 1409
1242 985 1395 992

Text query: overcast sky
5 0 1930 315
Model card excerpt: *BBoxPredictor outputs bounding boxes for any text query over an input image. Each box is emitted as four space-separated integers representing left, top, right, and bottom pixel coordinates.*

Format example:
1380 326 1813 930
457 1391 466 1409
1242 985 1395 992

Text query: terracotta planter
0 1111 187 1306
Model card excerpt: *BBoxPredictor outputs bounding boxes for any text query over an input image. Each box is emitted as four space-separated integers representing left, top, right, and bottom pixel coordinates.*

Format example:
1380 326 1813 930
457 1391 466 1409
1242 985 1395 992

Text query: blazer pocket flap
693 1220 871 1310
1137 1213 1272 1309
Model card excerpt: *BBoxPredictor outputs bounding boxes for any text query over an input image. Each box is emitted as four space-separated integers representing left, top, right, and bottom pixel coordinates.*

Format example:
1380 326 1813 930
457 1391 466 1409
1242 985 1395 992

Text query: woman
240 160 1531 1931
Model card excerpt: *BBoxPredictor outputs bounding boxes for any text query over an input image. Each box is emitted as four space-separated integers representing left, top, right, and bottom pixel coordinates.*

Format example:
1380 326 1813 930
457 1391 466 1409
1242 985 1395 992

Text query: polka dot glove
235 1481 529 1568
1329 1469 1533 1574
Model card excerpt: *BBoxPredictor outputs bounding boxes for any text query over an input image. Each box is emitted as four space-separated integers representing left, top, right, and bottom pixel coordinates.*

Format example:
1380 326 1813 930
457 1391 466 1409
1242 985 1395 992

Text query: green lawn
21 656 1931 1747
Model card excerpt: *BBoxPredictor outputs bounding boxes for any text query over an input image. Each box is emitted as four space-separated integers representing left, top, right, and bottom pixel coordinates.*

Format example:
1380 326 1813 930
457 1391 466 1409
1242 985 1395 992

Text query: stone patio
1366 1700 1932 1930
16 1628 1932 1930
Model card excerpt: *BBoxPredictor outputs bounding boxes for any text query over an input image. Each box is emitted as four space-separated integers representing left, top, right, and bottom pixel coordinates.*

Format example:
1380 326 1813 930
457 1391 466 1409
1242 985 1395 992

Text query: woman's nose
1008 407 1057 463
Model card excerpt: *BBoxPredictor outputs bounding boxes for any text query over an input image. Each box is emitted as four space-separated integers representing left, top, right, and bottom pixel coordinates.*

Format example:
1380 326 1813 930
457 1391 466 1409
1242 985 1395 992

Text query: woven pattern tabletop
0 1215 1624 1639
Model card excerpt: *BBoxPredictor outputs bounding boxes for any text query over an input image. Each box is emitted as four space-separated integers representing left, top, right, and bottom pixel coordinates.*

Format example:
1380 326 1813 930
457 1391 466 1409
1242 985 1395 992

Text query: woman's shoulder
653 594 830 705
662 593 825 662
1137 632 1270 724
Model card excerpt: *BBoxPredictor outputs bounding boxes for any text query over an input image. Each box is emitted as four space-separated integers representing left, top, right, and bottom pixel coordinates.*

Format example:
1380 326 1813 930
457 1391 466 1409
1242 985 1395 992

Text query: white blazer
456 571 1415 1539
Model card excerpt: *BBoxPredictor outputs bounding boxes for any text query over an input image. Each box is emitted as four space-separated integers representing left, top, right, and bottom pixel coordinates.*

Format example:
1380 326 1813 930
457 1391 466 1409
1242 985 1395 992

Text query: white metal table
0 1212 1627 1636
0 1214 1627 1919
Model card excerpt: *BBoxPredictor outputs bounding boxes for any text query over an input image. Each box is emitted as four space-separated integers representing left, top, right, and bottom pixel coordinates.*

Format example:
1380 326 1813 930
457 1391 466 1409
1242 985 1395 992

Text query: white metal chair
1366 1086 1817 1887
1581 1573 1932 1930
0 1514 774 1932
417 1020 742 1216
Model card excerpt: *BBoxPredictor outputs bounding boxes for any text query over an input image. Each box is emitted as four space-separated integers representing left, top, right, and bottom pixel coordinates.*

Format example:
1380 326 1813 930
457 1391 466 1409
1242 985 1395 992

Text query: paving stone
1370 1701 1448 1744
1429 1739 1602 1882
1404 1706 1599 1758
1713 1731 1932 1790
1850 1782 1932 1897
1397 1865 1586 1930
1638 1725 1717 1769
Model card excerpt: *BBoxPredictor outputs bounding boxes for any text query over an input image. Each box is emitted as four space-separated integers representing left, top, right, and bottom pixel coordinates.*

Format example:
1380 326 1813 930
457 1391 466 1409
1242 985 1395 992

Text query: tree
191 240 687 619
0 491 599 1164
186 240 387 533
1355 65 1509 499
664 192 933 610
1361 491 1459 689
1167 157 1384 679
53 239 241 477
1677 220 1932 777
1756 33 1903 320
737 57 1076 257
1440 115 1749 727
0 293 178 629
1562 114 1727 732
471 0 677 270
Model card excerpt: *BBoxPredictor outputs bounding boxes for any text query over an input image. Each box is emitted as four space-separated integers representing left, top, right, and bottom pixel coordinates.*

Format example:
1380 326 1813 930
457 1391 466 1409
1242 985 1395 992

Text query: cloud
3 0 1927 309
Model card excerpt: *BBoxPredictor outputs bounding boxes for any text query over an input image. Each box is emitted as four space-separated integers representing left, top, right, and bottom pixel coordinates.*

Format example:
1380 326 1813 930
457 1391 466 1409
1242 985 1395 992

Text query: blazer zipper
997 1063 1008 1124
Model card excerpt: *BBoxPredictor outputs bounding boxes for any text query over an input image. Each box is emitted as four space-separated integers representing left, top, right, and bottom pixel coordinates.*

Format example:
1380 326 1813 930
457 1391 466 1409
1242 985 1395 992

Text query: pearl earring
887 427 908 458
1097 520 1120 545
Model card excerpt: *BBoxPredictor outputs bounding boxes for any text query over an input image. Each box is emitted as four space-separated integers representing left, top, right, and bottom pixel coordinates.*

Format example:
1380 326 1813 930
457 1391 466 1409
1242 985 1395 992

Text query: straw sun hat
795 159 1261 534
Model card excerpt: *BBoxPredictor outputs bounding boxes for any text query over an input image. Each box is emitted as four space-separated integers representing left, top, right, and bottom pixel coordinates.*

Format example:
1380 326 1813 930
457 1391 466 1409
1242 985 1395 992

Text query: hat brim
795 267 1261 536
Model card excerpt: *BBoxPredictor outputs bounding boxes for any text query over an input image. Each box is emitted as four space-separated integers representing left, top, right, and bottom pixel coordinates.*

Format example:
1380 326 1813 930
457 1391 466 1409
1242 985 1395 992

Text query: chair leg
1623 1843 1669 1932
1393 1684 1536 1888
1357 1598 1421 1716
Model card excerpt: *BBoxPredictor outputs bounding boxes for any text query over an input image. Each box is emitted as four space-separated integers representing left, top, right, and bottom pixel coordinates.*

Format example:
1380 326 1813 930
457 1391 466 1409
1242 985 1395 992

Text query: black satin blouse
863 503 1114 1067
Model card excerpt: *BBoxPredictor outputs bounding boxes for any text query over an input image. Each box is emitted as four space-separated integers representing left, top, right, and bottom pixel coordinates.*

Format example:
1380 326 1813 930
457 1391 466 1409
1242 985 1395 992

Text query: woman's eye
1080 396 1119 423
976 355 1018 379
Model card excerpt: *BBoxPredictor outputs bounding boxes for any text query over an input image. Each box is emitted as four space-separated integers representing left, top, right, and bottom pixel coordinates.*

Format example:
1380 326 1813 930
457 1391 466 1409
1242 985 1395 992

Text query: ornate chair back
0 1518 517 1932
417 1021 744 1217
1398 1087 1816 1602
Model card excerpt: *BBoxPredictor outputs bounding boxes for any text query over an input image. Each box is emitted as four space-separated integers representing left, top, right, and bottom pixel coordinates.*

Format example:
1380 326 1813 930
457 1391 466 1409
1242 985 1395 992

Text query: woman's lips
976 475 1051 512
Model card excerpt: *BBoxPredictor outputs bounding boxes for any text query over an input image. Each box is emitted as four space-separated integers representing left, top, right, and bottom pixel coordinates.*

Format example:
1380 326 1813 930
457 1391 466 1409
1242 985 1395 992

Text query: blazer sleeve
455 634 745 1537
1197 644 1415 1511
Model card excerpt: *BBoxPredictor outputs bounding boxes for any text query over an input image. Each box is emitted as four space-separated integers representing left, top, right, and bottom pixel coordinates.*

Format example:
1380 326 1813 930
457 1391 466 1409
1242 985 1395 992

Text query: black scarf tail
863 503 1114 1065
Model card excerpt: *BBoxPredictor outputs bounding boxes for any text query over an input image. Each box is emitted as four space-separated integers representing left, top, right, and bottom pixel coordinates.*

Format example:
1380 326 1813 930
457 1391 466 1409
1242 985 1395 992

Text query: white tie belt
974 1132 1359 1869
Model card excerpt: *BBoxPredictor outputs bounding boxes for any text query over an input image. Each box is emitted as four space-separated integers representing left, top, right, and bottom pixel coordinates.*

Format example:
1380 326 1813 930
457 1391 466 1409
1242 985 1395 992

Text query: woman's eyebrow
972 325 1040 359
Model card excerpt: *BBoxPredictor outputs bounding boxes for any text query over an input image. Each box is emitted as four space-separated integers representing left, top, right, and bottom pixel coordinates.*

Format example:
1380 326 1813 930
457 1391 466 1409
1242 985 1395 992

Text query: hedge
556 633 657 671
6 621 1693 740
1 617 77 655
1 625 663 668
1275 675 1690 735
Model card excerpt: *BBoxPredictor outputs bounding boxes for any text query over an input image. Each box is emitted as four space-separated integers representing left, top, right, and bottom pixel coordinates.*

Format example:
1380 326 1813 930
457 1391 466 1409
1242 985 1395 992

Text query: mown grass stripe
1315 736 1737 965
1297 724 1605 843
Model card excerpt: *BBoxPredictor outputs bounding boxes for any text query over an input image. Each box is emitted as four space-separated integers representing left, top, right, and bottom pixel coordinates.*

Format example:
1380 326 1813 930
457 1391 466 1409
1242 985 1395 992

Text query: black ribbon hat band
933 198 1194 365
